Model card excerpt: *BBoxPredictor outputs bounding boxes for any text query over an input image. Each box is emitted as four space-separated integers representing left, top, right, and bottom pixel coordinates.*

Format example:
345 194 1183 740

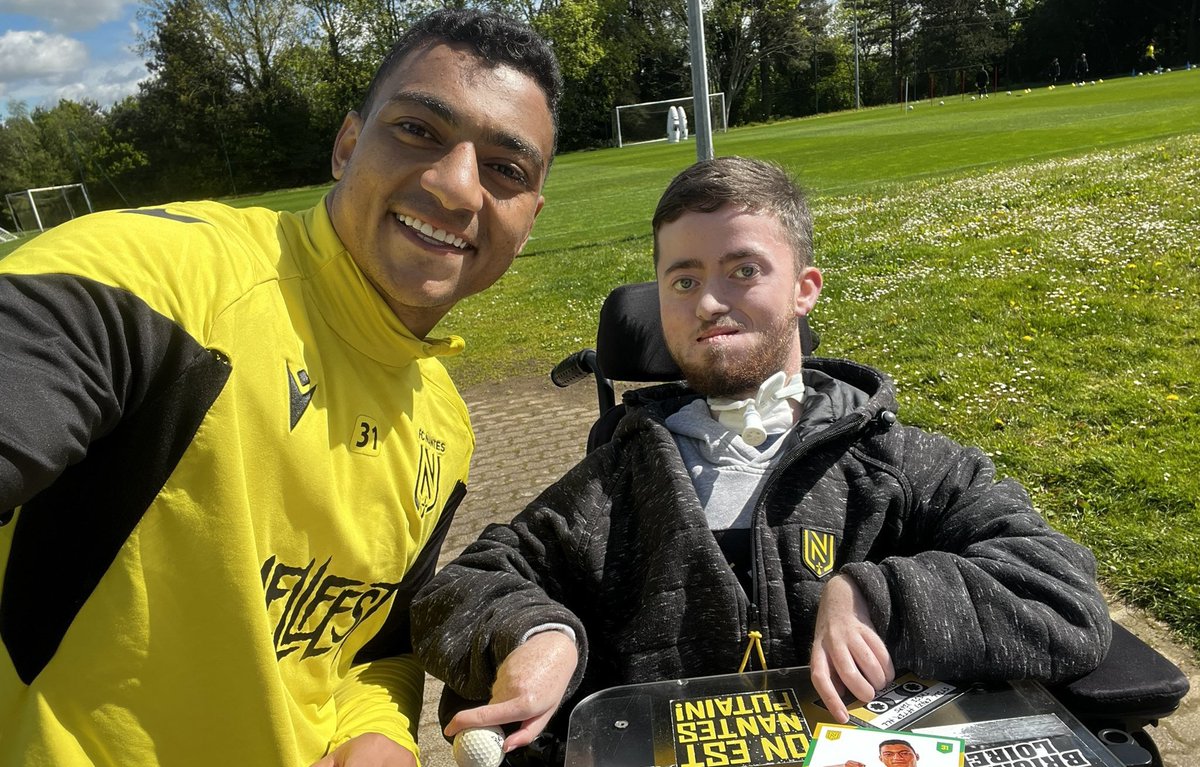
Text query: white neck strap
707 371 806 446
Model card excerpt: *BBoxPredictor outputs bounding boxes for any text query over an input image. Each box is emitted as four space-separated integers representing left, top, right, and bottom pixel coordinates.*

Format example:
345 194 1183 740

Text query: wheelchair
547 282 1189 767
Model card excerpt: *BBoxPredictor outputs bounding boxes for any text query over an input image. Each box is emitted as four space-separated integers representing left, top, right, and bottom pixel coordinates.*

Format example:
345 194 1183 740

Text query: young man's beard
676 313 800 398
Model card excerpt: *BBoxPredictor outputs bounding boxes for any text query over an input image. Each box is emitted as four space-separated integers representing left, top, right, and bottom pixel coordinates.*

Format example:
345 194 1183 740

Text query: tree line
2 0 1195 228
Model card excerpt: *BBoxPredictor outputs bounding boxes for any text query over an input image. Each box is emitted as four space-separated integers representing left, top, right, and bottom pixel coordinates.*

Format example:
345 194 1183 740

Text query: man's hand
810 574 894 723
308 733 417 767
445 631 578 751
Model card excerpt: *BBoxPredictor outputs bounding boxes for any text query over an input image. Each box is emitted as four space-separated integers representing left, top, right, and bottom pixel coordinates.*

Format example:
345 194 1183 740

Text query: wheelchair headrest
596 283 682 382
594 281 818 383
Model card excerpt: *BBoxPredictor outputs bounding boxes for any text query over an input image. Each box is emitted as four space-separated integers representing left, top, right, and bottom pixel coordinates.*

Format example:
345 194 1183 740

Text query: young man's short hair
879 739 917 755
651 156 814 271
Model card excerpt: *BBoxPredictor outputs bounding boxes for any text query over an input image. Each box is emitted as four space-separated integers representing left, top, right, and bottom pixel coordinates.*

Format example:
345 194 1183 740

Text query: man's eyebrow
384 89 547 178
661 257 702 276
661 249 761 276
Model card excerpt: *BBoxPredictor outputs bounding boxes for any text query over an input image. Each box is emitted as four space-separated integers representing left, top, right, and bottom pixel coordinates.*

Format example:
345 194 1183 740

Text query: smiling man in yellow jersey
0 9 559 766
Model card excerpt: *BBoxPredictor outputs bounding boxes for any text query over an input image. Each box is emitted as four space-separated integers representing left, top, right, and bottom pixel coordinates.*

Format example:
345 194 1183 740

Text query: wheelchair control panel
564 667 1129 767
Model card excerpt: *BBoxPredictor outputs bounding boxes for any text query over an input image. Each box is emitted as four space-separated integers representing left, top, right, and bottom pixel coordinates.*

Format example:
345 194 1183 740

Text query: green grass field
3 71 1198 650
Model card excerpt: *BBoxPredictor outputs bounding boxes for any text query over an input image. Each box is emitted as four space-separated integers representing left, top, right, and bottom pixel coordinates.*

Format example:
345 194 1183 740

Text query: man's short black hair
879 739 916 754
359 9 563 152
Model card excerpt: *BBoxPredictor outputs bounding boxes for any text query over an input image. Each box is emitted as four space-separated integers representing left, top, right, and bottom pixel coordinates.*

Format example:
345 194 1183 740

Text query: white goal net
5 183 93 234
613 93 727 148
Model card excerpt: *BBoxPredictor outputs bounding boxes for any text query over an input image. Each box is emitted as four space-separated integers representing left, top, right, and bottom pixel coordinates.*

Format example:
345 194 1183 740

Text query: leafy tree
766 1 835 118
535 0 615 148
118 0 242 201
1 105 61 229
815 33 856 112
205 0 306 91
915 0 1007 74
531 0 688 148
0 104 63 199
704 0 810 122
294 0 376 123
1012 0 1195 78
29 100 146 210
851 0 919 102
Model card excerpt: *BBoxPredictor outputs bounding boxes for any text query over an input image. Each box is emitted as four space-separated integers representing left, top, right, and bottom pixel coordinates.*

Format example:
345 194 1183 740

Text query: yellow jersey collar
290 198 465 366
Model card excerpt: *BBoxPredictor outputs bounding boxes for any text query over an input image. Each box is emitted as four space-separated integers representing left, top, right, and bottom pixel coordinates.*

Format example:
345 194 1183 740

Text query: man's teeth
398 214 468 249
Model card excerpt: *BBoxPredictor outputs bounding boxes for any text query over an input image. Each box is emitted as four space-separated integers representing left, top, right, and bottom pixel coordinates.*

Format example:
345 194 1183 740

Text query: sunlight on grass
799 137 1200 646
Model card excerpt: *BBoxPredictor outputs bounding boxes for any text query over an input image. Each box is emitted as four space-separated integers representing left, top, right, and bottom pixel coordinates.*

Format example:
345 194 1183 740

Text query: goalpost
4 183 94 234
613 93 727 148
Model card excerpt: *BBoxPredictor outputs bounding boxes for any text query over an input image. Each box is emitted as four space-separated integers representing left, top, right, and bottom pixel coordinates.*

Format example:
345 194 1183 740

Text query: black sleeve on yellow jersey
0 273 231 684
355 480 466 664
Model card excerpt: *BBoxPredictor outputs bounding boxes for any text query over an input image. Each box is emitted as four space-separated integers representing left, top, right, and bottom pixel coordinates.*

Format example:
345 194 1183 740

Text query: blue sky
0 0 147 119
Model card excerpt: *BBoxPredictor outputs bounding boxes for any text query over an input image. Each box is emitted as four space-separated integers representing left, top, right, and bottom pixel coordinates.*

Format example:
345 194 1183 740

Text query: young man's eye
397 121 434 140
734 264 760 279
671 277 697 291
490 163 530 186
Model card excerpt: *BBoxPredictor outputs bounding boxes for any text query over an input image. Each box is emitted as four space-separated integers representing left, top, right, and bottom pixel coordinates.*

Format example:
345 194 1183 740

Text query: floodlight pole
686 0 715 161
854 0 862 109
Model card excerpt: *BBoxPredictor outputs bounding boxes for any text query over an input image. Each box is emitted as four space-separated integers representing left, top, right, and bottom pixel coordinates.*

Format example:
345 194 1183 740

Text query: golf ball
453 726 506 767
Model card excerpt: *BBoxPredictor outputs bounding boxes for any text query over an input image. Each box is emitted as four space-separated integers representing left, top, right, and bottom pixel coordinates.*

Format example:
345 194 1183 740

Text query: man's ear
795 266 823 317
330 112 362 181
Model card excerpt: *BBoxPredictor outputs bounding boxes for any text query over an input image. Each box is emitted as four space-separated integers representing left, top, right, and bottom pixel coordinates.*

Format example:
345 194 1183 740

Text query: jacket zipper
742 412 871 667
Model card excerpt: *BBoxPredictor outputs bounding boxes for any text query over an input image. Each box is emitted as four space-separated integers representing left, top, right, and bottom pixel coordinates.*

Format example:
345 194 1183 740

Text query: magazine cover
803 723 965 767
805 673 966 730
669 687 812 766
916 713 1118 767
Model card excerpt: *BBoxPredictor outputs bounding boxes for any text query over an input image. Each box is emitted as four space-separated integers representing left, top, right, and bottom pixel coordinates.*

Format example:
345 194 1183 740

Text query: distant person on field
1049 57 1061 84
1143 40 1160 73
0 8 560 766
975 66 989 98
1074 52 1089 83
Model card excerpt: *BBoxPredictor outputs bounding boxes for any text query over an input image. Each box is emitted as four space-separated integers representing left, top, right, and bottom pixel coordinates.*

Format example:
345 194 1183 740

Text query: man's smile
396 212 471 250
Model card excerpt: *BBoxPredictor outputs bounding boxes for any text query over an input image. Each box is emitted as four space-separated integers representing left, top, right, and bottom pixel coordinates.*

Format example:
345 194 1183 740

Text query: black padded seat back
595 282 683 382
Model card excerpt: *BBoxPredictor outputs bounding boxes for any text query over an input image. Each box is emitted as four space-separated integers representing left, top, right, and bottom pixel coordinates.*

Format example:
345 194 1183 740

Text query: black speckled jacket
412 357 1111 727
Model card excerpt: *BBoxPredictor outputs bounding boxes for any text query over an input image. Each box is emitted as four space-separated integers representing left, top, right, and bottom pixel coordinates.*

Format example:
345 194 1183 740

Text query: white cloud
0 0 131 32
0 30 146 114
0 29 88 80
53 58 148 107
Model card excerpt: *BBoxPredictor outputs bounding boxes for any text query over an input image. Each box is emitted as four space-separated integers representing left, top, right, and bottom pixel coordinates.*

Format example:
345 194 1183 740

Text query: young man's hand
445 631 578 751
810 574 895 722
308 733 417 767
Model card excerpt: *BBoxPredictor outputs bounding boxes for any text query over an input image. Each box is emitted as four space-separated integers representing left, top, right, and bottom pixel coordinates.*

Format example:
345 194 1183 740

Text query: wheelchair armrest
1049 620 1189 726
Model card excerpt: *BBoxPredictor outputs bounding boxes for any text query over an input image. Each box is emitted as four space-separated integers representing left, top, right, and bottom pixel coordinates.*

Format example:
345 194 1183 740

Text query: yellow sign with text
671 689 810 766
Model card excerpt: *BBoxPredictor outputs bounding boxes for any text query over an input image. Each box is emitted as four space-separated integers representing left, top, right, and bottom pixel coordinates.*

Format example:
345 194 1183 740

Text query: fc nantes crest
414 443 442 518
802 529 836 578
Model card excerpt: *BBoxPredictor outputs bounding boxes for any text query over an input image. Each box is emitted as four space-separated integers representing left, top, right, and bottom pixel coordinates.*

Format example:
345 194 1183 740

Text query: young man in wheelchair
411 156 1111 758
